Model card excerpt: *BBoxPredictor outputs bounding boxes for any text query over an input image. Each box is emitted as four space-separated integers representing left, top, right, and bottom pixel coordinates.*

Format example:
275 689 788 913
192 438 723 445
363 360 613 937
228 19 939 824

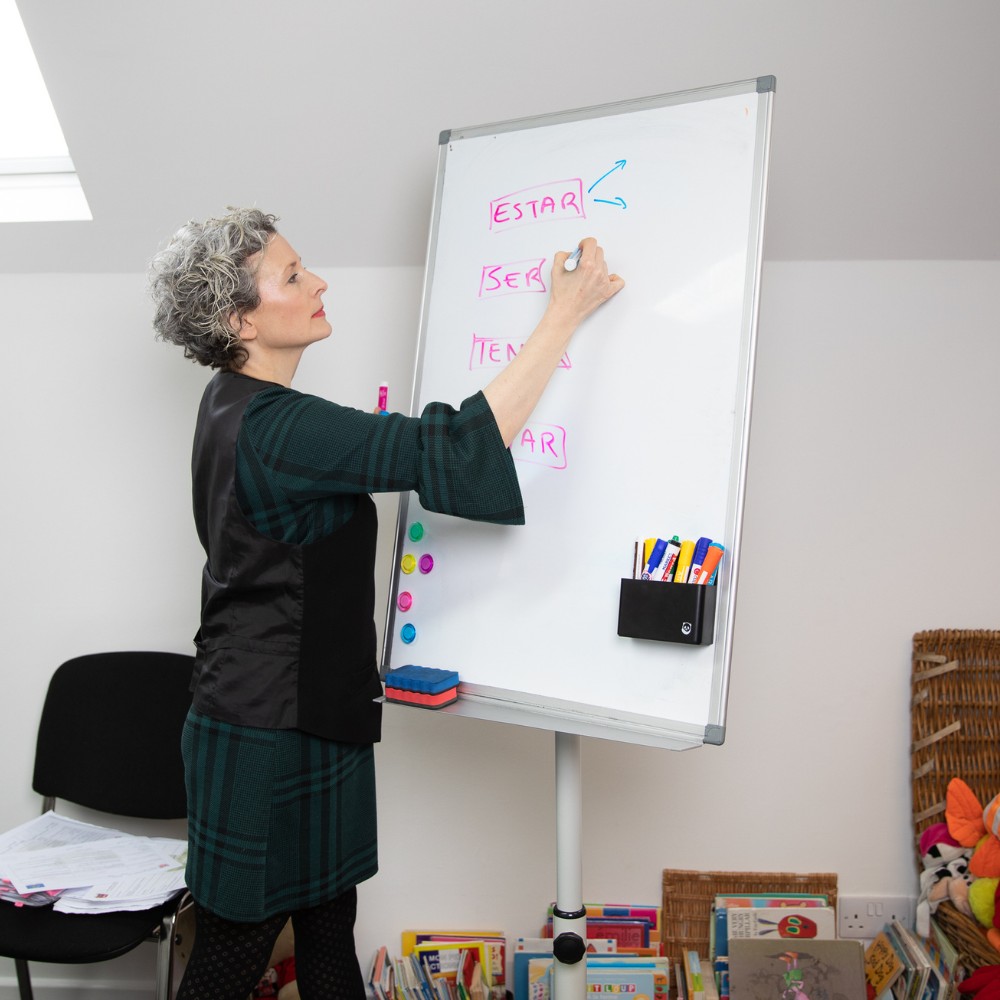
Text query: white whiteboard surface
382 79 774 750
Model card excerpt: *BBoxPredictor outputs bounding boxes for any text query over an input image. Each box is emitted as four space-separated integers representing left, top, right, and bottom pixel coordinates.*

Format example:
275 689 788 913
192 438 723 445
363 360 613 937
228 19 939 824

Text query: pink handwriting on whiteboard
512 423 568 470
490 180 586 231
469 334 571 371
479 258 547 298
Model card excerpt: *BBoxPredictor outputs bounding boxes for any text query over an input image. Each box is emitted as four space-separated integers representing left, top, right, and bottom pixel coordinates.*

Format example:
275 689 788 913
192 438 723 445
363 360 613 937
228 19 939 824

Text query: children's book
891 920 942 1000
403 931 505 990
586 967 657 999
712 899 834 998
547 902 662 942
728 938 866 1000
725 905 837 941
683 950 706 1000
543 917 651 950
586 955 669 1000
865 930 905 1000
515 937 616 954
927 916 967 991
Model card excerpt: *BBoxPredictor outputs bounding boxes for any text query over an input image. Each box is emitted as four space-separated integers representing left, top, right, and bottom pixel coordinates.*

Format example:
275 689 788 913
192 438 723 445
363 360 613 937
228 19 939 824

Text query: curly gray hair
149 207 279 369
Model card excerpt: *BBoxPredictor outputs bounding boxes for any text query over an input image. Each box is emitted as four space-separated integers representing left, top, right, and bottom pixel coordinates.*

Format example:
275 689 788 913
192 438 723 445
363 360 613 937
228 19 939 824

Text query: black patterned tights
176 888 365 999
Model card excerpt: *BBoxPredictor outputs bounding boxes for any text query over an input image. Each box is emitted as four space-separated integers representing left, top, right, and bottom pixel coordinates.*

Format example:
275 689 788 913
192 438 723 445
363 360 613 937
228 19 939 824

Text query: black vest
190 372 383 743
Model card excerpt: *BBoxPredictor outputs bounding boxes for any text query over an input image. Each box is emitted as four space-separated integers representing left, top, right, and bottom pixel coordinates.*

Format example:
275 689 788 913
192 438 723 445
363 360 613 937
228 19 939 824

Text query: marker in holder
617 578 717 645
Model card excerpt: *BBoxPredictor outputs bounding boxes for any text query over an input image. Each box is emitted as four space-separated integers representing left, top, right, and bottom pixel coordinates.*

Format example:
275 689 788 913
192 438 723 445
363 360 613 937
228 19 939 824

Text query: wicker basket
911 629 1000 970
660 869 838 967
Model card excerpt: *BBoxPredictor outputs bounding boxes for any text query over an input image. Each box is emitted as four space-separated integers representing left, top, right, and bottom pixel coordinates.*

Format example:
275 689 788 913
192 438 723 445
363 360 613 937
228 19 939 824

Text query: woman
149 207 623 999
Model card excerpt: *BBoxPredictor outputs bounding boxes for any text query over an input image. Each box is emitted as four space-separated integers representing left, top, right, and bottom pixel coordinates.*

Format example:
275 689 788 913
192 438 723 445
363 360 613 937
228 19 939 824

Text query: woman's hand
548 237 625 326
483 237 624 447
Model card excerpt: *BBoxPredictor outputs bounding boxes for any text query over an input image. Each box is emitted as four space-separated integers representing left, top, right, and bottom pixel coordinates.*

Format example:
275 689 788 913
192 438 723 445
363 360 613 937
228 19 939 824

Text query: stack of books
864 918 966 1000
709 890 837 998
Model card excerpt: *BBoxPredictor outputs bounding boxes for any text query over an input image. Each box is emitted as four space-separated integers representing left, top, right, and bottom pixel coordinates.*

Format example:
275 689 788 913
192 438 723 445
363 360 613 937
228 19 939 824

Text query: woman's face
239 233 331 353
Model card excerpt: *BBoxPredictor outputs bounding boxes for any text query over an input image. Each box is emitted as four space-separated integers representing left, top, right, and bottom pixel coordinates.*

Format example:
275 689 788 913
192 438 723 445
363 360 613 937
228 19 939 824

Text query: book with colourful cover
865 930 906 1000
711 894 831 998
725 905 837 941
515 937 616 954
683 951 706 1000
728 939 865 1000
547 903 662 942
544 918 650 950
586 967 656 999
587 955 669 1000
926 916 966 993
404 932 505 989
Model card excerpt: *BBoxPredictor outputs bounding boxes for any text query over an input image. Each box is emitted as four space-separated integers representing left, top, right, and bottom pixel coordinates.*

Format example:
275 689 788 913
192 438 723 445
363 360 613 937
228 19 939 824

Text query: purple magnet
418 554 434 574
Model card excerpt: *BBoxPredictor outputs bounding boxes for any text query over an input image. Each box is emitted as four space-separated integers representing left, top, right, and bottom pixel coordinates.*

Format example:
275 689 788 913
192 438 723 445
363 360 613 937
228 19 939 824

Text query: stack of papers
0 811 186 913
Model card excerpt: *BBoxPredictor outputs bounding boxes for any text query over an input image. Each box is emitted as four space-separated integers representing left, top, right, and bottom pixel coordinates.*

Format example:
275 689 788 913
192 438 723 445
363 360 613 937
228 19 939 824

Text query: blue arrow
587 159 627 194
594 197 627 209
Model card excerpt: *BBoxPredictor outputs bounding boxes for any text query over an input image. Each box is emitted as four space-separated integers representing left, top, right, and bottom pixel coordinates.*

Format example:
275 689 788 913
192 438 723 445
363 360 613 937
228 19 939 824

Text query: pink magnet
418 553 434 574
397 591 413 612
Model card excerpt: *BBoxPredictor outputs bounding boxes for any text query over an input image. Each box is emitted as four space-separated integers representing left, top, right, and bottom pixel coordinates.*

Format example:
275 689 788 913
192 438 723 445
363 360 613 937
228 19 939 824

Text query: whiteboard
382 78 774 750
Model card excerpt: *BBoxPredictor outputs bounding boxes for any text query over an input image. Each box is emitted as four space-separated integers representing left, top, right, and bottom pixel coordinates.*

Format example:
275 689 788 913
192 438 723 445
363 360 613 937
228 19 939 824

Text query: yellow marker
643 537 657 566
673 539 696 583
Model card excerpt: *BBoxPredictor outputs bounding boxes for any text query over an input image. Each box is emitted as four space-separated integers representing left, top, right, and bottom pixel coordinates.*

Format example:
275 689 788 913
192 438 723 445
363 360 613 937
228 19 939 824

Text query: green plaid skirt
181 709 378 922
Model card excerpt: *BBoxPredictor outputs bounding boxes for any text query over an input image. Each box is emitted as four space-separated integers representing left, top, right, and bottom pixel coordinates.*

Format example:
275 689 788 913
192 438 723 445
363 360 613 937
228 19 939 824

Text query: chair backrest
32 651 194 819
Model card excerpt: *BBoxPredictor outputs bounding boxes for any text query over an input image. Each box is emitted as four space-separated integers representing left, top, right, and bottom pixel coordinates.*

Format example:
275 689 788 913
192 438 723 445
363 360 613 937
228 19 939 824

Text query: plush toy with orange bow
947 778 1000 879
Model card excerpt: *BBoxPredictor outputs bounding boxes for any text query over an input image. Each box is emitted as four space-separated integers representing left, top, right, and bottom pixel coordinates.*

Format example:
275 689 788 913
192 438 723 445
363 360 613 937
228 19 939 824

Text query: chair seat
0 895 180 964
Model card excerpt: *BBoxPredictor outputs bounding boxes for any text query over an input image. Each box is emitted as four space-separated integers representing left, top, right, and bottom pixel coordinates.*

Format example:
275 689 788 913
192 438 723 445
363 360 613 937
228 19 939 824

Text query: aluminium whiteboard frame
382 77 774 751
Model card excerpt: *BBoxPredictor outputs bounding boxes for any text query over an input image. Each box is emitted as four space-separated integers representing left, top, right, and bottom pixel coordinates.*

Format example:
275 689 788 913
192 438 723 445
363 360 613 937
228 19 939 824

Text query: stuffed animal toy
947 779 1000 879
967 877 1000 952
916 822 975 936
959 965 1000 1000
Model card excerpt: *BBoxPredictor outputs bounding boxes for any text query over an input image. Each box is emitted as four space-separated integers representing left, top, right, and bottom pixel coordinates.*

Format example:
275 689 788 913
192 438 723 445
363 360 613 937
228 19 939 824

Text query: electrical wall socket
839 895 916 939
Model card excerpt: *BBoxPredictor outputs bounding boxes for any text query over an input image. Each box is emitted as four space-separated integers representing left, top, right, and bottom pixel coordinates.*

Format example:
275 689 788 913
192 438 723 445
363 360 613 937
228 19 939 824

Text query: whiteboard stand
552 731 586 999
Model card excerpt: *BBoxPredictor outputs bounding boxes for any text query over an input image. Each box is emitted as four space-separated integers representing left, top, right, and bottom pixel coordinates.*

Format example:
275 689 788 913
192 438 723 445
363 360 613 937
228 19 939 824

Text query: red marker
377 382 389 414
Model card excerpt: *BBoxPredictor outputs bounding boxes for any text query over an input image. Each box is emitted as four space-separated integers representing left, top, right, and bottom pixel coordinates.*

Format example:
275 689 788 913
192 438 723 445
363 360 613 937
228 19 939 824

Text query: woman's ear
229 310 256 341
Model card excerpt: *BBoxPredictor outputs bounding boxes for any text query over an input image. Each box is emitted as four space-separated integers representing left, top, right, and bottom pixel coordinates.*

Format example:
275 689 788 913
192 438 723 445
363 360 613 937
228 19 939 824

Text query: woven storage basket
912 629 1000 970
660 869 838 967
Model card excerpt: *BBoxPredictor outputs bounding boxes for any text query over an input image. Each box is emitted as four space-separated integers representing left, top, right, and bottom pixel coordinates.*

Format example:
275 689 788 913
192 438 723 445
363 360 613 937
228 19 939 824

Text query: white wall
1 260 998 996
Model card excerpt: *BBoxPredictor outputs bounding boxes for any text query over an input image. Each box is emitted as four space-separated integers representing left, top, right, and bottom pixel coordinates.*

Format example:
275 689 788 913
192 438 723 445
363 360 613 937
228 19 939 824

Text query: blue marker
564 246 583 271
641 538 668 580
688 537 713 583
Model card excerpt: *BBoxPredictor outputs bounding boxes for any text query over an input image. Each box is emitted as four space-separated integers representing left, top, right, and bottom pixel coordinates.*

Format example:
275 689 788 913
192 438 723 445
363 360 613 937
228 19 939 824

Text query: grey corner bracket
704 724 726 746
757 75 776 93
439 129 452 144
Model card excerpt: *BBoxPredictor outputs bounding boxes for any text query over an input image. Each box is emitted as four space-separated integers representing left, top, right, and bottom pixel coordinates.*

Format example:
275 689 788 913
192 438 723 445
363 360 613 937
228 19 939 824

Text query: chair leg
154 909 177 1000
14 959 34 1000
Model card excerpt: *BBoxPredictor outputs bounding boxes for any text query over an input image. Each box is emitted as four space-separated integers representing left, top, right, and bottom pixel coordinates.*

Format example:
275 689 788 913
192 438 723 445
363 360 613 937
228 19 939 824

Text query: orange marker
694 542 724 584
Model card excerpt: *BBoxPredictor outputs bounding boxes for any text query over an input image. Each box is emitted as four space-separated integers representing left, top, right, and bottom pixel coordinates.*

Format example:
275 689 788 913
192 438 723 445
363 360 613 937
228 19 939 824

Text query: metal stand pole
551 732 587 1000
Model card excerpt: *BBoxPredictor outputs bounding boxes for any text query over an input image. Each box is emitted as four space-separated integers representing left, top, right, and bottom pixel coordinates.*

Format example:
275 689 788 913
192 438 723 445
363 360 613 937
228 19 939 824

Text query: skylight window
0 0 91 222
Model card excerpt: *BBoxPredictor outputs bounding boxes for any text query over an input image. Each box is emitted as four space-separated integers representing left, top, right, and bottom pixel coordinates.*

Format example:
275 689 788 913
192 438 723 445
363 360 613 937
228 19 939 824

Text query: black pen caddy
617 579 717 645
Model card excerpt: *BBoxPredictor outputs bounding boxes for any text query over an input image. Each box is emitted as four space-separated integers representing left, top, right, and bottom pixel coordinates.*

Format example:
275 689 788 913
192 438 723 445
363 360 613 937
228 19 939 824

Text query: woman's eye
288 273 299 283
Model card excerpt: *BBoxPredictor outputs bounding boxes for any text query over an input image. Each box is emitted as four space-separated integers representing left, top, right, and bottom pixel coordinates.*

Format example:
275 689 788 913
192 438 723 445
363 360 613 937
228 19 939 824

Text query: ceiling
5 0 997 273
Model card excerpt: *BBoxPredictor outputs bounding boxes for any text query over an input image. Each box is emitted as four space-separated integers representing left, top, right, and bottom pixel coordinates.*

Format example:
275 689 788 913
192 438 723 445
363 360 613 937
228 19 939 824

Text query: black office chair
0 651 195 1000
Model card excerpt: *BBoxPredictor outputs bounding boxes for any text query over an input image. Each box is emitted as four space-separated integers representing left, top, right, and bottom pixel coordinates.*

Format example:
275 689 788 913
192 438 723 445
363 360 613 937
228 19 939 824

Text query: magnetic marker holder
617 578 717 645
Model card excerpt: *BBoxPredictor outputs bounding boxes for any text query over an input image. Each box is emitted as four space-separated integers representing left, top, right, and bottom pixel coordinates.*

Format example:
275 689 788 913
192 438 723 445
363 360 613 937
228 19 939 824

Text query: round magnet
418 553 434 574
397 591 413 612
408 522 425 542
400 623 417 644
400 553 416 574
